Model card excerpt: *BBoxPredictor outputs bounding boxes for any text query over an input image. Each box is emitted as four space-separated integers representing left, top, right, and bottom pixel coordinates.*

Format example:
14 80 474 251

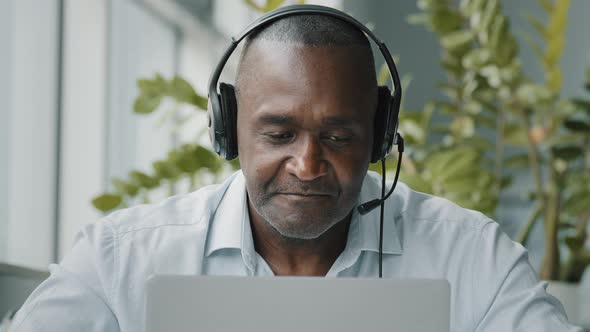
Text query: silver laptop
146 275 450 332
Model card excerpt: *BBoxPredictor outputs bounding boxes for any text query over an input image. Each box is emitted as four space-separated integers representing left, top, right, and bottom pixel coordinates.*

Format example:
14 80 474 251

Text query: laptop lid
146 275 450 332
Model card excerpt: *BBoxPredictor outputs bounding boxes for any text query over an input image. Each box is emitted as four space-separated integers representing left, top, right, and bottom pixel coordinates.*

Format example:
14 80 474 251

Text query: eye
263 132 294 144
326 135 346 142
321 132 353 145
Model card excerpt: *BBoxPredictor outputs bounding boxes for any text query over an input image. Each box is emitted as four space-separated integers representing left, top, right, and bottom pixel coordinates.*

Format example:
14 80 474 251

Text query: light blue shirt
10 171 583 331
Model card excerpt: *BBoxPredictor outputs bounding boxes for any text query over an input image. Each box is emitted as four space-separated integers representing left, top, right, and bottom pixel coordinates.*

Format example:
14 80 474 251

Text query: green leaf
563 119 590 132
435 100 459 115
450 116 475 138
229 158 241 170
441 176 477 194
562 189 590 215
400 171 433 194
488 15 508 51
112 178 139 197
462 49 492 69
463 136 495 150
263 0 285 12
572 98 590 114
431 148 481 184
460 0 486 16
500 175 513 189
169 76 208 110
194 145 222 171
92 194 122 212
133 94 162 114
440 57 464 77
526 14 546 38
129 171 160 189
137 74 166 93
503 124 528 146
421 102 435 139
153 160 181 180
441 30 475 51
551 145 583 161
242 0 263 11
558 222 577 229
424 150 460 180
399 119 425 145
169 76 197 104
431 10 463 35
545 133 583 148
565 235 585 252
176 146 201 173
546 65 563 94
537 0 552 13
477 0 500 37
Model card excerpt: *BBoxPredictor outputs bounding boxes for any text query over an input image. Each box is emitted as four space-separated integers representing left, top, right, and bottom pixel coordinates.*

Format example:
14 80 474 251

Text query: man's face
236 41 376 240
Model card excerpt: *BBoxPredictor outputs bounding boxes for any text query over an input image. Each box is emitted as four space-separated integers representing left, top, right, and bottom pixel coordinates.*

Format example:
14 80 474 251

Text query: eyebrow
254 114 356 127
256 114 296 126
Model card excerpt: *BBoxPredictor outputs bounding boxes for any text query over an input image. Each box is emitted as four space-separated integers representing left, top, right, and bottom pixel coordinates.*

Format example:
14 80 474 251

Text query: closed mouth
277 192 334 198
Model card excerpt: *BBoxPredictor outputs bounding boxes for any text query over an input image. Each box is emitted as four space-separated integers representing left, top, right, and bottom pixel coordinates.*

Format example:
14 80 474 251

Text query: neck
249 205 351 276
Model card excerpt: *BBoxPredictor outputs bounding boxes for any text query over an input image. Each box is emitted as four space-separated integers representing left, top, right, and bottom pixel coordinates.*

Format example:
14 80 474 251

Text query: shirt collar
205 171 249 256
205 171 403 260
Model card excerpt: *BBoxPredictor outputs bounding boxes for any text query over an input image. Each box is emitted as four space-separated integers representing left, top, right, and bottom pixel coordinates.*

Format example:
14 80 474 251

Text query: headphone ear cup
371 86 393 163
219 83 238 160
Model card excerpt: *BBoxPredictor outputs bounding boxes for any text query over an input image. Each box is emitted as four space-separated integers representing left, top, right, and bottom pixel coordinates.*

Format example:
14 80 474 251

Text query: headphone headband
207 4 402 161
208 4 401 105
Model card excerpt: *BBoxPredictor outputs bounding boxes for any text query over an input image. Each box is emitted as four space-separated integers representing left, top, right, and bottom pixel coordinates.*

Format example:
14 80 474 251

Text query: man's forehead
246 39 369 60
234 40 378 122
237 42 374 92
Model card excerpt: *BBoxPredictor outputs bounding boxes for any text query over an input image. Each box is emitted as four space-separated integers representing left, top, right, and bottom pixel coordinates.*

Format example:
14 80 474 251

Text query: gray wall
0 0 13 261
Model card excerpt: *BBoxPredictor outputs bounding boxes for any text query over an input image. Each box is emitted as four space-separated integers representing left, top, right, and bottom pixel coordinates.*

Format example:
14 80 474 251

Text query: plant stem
522 108 545 205
575 210 590 238
540 163 561 280
517 203 542 246
520 107 562 280
562 210 590 282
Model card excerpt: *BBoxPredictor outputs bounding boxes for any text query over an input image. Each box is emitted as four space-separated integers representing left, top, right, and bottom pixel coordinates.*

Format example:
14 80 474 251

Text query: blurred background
1 0 590 322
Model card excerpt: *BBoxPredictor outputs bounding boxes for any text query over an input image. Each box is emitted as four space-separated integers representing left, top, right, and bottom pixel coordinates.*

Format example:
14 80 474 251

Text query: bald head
235 13 377 97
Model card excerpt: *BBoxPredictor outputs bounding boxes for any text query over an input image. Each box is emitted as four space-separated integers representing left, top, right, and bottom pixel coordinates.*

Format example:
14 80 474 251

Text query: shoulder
66 171 243 274
363 171 492 236
394 180 491 234
102 171 241 235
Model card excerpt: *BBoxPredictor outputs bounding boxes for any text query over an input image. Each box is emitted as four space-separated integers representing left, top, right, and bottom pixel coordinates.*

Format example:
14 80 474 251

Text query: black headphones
207 4 403 163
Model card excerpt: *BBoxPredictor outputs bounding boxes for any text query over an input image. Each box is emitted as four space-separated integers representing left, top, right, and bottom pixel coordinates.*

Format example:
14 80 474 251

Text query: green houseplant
403 0 590 284
93 0 589 286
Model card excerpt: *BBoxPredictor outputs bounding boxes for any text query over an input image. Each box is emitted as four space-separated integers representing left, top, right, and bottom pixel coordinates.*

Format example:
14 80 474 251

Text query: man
10 8 583 332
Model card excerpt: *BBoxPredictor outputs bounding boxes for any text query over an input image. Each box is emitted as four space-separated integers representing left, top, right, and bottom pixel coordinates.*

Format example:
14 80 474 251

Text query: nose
285 134 328 182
